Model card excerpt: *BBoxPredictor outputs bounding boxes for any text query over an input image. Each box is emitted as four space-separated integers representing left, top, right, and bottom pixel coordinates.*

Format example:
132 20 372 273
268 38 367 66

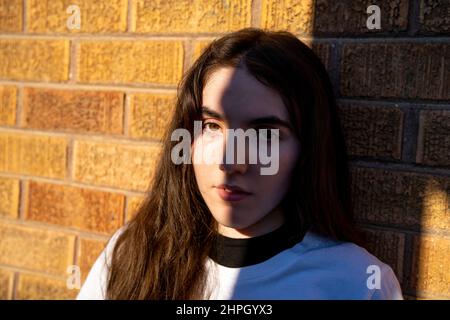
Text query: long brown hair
106 27 365 299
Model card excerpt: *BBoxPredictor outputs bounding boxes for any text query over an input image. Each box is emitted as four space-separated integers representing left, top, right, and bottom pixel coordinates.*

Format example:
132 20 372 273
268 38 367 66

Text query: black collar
208 223 305 268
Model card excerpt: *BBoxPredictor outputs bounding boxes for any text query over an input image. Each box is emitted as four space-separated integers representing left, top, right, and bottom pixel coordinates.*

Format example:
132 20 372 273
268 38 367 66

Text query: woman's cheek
193 132 224 165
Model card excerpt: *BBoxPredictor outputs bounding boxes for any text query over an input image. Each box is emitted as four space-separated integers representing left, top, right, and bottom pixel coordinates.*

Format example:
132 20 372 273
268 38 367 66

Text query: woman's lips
215 186 252 202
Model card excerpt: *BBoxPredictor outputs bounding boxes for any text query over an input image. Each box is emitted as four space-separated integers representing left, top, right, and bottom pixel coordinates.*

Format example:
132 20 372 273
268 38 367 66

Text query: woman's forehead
202 67 288 121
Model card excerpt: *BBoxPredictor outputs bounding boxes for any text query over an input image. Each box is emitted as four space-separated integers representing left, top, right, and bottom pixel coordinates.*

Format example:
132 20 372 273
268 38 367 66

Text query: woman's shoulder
300 230 386 266
295 230 403 299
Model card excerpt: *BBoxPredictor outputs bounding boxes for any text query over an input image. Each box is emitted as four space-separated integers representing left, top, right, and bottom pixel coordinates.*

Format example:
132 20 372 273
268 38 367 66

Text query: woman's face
192 66 300 238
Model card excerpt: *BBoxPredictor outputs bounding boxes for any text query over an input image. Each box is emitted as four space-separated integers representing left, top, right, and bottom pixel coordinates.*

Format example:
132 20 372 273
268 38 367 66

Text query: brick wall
0 0 448 300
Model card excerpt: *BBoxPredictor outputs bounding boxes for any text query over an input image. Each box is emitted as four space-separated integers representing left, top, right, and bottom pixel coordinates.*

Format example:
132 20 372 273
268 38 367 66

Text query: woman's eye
203 122 221 132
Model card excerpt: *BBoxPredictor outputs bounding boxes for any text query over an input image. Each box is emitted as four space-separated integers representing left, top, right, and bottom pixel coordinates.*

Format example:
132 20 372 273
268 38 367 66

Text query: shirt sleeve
369 264 404 300
76 227 125 300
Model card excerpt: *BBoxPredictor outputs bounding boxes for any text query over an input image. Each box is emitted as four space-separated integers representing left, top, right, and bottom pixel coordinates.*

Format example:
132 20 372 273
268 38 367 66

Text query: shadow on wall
0 0 448 300
306 1 450 300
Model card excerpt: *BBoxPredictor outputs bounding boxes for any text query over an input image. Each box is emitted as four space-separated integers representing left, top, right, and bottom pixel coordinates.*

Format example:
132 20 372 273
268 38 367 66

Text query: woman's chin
213 214 253 233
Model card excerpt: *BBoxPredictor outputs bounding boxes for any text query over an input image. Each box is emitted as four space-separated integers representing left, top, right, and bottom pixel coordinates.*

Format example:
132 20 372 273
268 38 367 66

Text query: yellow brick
126 195 145 221
16 272 77 300
0 86 16 126
261 0 315 34
0 0 23 32
78 238 107 282
78 40 184 85
0 268 14 299
132 0 251 33
193 41 212 62
0 223 75 276
417 110 450 166
0 39 69 81
128 93 176 141
352 168 450 232
420 177 450 232
410 235 450 296
26 181 124 234
23 88 124 135
311 43 331 71
0 176 19 218
404 294 446 300
73 140 161 191
0 132 67 179
362 228 405 283
27 0 127 33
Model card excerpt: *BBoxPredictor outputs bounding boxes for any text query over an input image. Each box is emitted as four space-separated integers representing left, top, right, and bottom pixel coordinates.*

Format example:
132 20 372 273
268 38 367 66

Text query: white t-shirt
76 227 403 300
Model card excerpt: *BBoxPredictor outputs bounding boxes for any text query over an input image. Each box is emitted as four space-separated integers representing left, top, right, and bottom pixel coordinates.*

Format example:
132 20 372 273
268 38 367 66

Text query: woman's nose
219 158 248 174
219 132 249 174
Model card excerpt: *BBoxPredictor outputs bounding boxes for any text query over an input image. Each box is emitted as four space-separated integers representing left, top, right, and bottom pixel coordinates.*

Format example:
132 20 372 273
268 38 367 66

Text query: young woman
77 28 403 300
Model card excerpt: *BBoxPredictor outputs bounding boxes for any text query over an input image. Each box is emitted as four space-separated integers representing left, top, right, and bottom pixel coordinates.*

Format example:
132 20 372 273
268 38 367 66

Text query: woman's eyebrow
201 106 224 120
201 106 292 130
248 116 292 130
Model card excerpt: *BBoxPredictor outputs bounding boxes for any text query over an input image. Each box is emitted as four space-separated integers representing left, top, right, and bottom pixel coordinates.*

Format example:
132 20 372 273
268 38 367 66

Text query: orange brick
16 272 77 300
0 39 69 81
193 41 212 62
313 0 408 35
0 85 17 126
351 167 450 232
404 294 445 300
361 228 405 284
341 43 450 100
27 0 127 33
0 0 23 32
73 140 161 191
419 0 450 34
78 40 184 85
125 195 145 221
26 181 124 234
417 110 450 167
0 132 67 179
128 93 176 141
311 43 331 72
131 0 251 33
78 238 107 282
262 0 408 35
0 223 75 276
0 176 20 219
23 88 124 135
339 104 404 160
261 0 315 34
409 234 450 296
0 268 14 299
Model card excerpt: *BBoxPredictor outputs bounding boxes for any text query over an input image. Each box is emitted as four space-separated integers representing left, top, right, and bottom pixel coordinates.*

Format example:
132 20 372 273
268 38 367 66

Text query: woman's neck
209 220 305 268
216 206 285 238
